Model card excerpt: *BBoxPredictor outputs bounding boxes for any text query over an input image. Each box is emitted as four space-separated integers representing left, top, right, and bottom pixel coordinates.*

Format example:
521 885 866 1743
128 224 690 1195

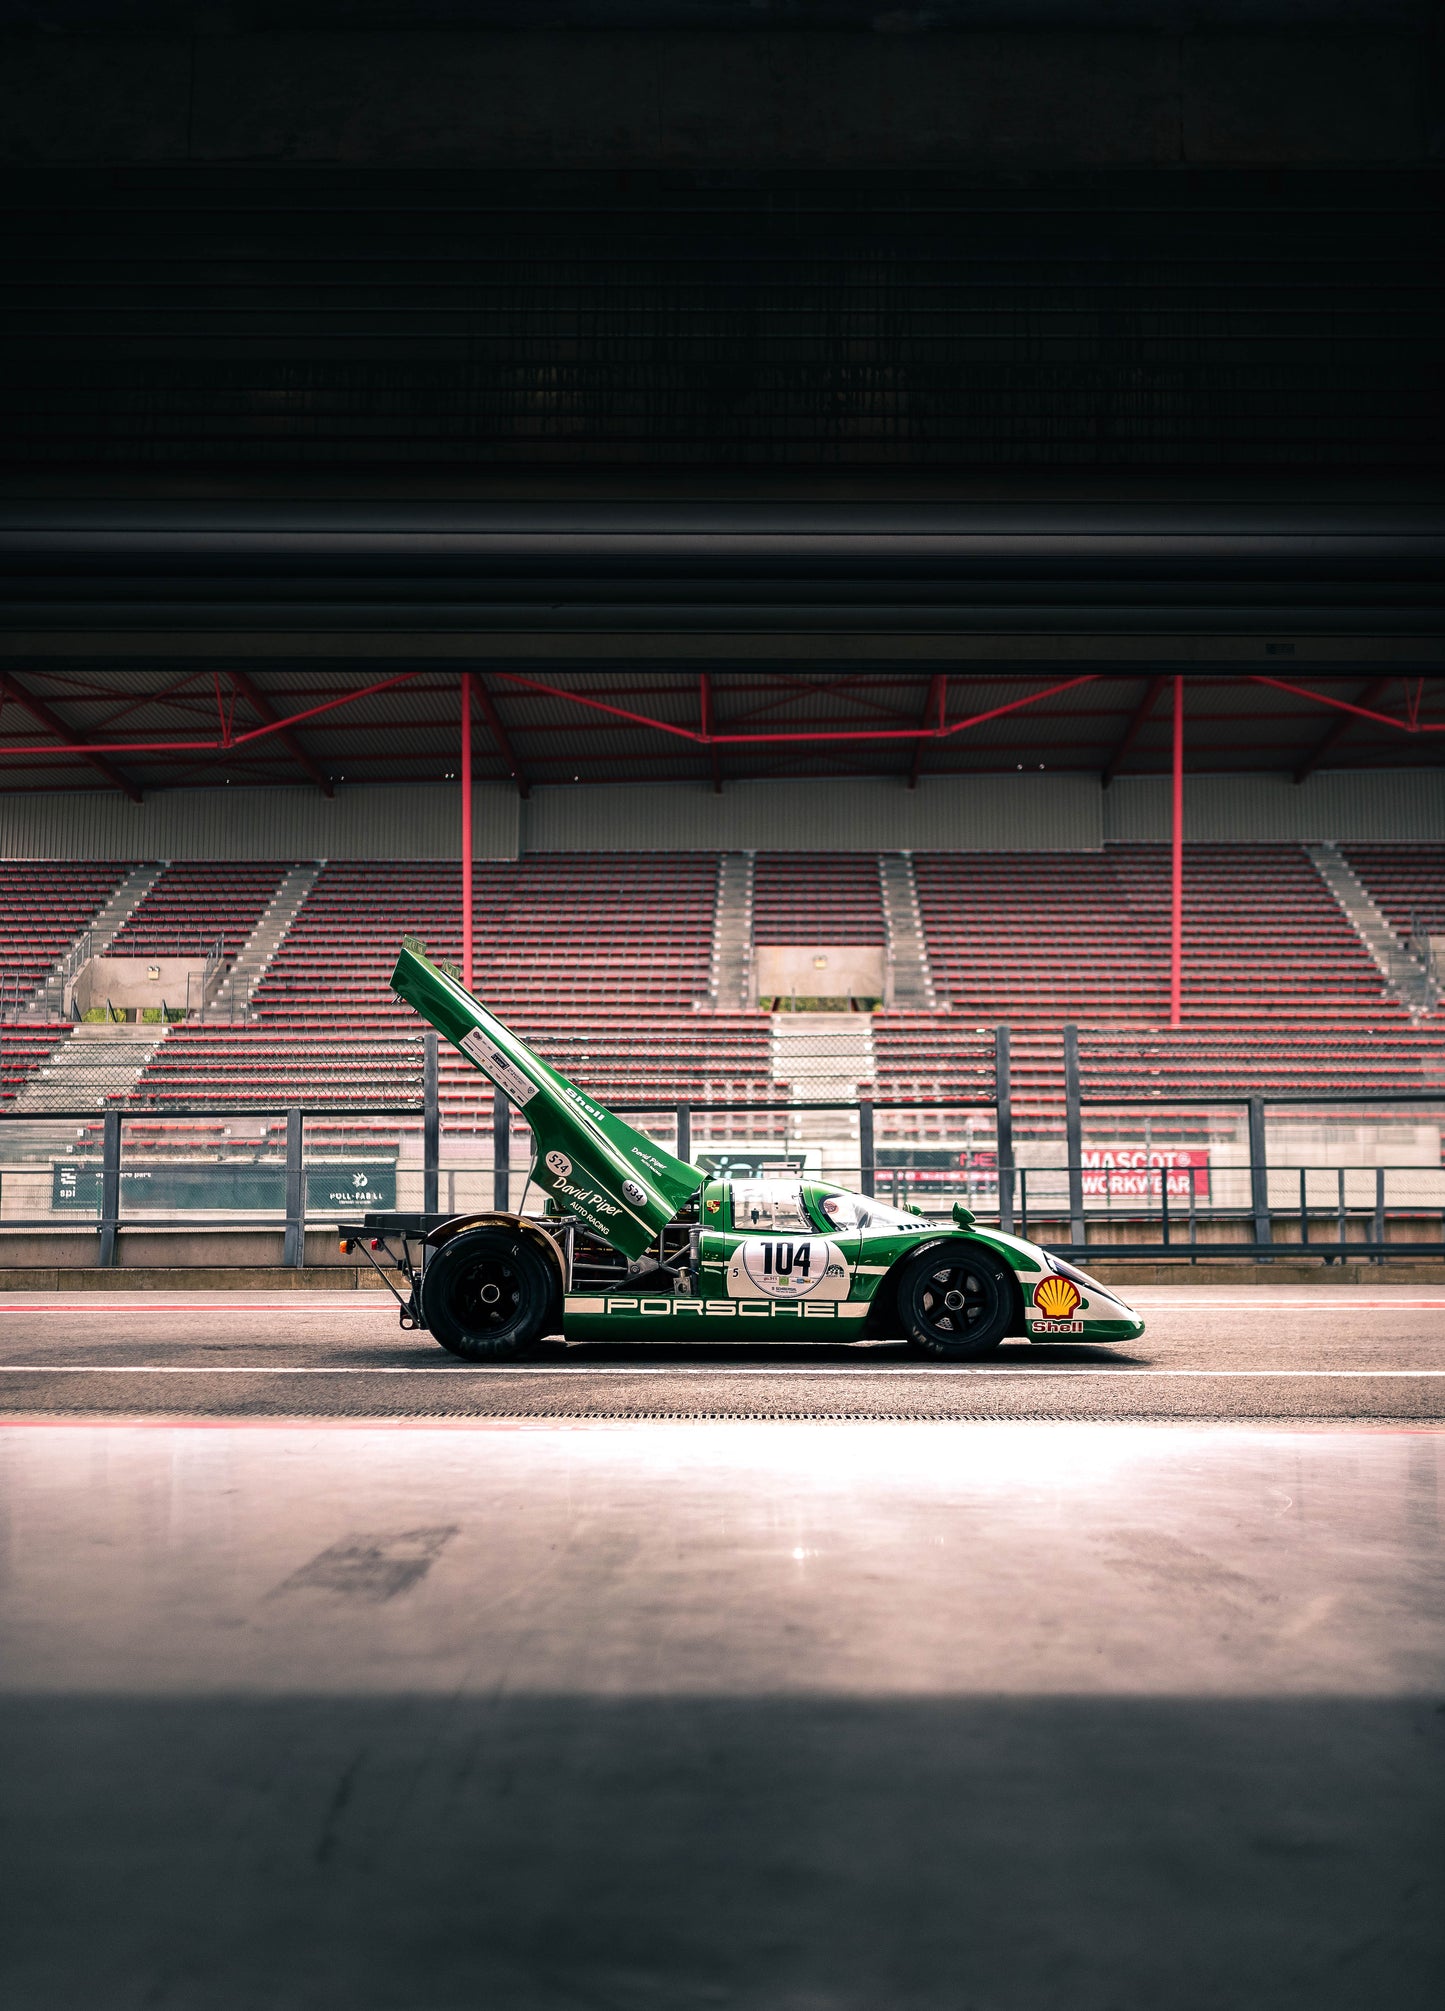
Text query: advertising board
1081 1148 1210 1199
51 1161 397 1213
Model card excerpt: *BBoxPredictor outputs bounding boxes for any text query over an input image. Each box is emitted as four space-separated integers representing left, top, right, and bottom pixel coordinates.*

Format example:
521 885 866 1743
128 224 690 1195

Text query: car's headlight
1049 1255 1113 1295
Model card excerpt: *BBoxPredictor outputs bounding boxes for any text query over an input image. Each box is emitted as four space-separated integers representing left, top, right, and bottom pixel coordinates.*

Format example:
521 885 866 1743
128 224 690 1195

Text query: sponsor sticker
458 1027 537 1107
1034 1275 1082 1321
705 1197 721 1215
1032 1319 1084 1335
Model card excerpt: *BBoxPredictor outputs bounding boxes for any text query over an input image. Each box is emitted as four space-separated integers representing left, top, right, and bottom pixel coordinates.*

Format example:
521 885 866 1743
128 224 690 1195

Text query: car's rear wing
390 939 703 1258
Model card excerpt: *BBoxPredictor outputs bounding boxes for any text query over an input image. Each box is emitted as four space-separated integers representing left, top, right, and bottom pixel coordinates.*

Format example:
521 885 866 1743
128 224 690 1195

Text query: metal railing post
283 1107 304 1268
493 1091 510 1210
994 1025 1014 1233
1299 1166 1309 1247
1248 1096 1271 1248
676 1105 691 1165
98 1107 121 1268
859 1099 875 1197
1063 1023 1084 1244
422 1031 439 1216
1374 1166 1386 1263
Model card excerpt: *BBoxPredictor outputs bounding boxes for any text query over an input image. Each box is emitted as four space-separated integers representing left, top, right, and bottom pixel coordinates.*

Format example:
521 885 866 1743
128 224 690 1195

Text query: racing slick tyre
420 1228 560 1361
897 1244 1014 1358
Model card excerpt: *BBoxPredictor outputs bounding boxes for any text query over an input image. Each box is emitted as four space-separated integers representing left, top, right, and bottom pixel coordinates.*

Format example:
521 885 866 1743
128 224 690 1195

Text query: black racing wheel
419 1228 560 1361
896 1244 1014 1358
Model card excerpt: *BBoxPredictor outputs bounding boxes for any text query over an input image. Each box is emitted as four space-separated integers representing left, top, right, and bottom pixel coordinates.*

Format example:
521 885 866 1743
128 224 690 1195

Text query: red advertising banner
1082 1148 1211 1199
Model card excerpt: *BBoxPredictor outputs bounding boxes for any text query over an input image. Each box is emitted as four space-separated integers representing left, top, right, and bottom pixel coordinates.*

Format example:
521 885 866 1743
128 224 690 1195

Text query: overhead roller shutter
3 166 1441 469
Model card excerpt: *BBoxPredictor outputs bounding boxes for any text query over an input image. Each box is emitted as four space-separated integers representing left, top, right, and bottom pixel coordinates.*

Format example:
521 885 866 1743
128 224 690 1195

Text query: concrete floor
2 1412 1443 2009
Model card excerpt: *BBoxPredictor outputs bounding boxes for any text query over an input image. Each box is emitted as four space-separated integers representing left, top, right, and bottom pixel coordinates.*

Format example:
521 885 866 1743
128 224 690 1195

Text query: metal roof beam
0 671 141 801
1292 676 1392 783
700 672 721 794
225 668 333 797
469 673 530 798
1101 674 1167 788
909 674 945 789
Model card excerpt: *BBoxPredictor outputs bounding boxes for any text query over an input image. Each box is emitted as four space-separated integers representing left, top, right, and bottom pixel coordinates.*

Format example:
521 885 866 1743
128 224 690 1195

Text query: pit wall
2 770 1441 861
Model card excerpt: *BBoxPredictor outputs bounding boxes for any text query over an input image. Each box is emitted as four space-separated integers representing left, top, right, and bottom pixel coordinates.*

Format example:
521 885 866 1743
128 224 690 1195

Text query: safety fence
1 1028 1442 1266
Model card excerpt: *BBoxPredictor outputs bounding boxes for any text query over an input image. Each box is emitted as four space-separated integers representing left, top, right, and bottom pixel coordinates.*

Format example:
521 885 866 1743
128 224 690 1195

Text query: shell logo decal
1035 1275 1082 1320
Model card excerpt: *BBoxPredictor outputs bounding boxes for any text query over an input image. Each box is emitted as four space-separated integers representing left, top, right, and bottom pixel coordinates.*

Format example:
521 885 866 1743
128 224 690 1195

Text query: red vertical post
460 671 474 991
1169 673 1184 1028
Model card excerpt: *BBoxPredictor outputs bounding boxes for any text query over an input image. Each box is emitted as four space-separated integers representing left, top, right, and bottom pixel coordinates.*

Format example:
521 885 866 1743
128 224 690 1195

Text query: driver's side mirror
952 1202 977 1228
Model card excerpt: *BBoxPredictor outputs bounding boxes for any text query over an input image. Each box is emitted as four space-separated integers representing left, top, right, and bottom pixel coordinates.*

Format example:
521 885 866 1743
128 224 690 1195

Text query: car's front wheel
896 1244 1014 1358
420 1228 560 1361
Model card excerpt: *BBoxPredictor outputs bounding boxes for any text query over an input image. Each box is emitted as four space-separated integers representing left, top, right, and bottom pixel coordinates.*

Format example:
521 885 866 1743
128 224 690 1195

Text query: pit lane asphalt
0 1286 1441 1422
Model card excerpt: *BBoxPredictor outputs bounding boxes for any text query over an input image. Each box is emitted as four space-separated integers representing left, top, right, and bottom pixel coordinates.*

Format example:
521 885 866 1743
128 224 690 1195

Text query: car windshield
732 1180 811 1232
817 1189 927 1233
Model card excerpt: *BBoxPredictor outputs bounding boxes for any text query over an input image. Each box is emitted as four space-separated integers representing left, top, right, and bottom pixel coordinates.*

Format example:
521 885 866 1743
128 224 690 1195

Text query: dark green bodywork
391 941 1144 1345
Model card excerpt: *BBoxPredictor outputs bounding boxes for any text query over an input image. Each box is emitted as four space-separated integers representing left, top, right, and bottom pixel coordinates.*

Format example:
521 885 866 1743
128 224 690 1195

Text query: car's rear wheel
420 1228 559 1361
897 1244 1013 1358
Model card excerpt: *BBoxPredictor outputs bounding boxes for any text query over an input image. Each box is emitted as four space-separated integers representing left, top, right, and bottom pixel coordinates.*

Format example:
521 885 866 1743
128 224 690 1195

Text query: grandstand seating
894 843 1444 1109
754 852 884 942
912 844 1403 1028
128 853 771 1126
107 860 292 959
0 1021 73 1104
0 860 127 1004
6 842 1439 1124
1341 845 1445 940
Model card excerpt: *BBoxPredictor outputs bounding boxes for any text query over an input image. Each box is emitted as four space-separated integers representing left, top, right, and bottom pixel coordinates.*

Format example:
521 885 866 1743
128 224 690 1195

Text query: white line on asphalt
0 1365 1442 1378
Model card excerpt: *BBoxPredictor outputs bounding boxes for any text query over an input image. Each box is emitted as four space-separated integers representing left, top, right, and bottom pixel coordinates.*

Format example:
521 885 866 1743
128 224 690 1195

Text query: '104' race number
728 1236 850 1301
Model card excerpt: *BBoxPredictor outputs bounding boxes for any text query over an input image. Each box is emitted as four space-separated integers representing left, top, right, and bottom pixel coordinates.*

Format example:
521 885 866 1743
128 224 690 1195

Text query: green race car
348 941 1144 1361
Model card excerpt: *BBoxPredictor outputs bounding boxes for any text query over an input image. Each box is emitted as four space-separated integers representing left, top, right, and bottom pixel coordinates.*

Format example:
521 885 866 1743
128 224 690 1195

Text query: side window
818 1192 859 1232
732 1180 809 1232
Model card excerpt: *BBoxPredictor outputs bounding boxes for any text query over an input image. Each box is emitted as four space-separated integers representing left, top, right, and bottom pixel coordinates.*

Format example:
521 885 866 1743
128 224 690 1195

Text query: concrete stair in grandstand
879 852 937 1009
21 863 167 1018
207 861 323 1020
1307 843 1435 1015
11 1021 169 1113
710 852 756 1010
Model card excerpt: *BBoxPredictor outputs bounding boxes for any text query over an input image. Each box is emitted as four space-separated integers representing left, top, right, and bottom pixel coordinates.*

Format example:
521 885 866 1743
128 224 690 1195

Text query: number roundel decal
733 1236 847 1300
1035 1275 1081 1320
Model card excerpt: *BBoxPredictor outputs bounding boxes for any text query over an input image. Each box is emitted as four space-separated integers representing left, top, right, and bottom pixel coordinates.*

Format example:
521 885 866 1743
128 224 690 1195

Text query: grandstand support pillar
995 1026 1014 1234
98 1107 121 1268
283 1108 304 1269
1248 1096 1272 1248
1170 674 1184 1028
461 671 474 991
1063 1024 1085 1243
858 1100 875 1197
423 1032 439 1216
493 1091 510 1210
676 1105 691 1165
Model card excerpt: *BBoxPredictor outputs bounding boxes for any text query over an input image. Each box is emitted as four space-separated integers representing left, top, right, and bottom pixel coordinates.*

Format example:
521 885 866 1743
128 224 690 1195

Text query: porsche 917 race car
340 941 1145 1361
